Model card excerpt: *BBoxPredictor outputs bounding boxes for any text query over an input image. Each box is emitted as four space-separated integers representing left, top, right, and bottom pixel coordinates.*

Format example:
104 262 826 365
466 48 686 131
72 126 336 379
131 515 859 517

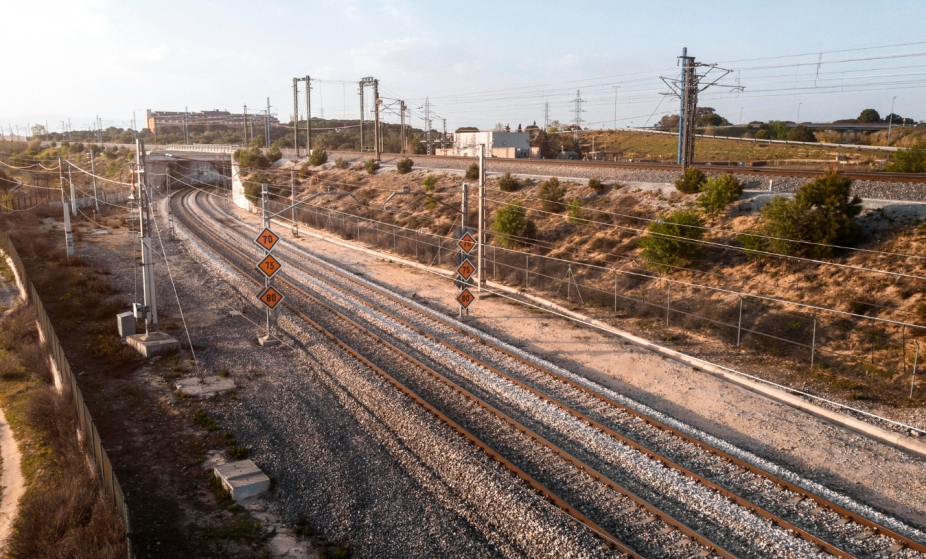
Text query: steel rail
172 189 637 556
327 150 926 184
199 189 926 557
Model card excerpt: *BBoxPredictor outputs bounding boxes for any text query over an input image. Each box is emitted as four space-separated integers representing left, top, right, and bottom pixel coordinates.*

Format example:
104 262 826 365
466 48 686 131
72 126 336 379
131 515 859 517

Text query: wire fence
0 194 49 212
266 198 926 399
0 232 134 559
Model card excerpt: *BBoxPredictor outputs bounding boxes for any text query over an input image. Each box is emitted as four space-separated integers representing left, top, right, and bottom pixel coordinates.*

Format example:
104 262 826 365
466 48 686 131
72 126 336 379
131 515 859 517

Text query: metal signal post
134 139 159 335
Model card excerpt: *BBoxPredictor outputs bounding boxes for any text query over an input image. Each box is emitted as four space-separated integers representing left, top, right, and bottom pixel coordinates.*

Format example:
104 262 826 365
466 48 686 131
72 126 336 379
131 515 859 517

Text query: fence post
393 225 397 252
911 342 919 399
665 281 671 327
614 272 618 313
525 253 529 288
811 316 817 367
493 245 496 281
415 230 419 261
737 297 744 347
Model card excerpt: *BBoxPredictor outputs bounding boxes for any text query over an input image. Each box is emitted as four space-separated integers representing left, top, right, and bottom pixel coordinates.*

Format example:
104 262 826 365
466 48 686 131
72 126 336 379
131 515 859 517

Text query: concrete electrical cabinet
117 312 135 338
213 460 271 501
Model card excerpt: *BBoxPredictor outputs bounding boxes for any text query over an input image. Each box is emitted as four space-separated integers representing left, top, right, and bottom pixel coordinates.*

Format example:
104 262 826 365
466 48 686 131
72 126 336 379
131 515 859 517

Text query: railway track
328 150 926 184
172 187 926 558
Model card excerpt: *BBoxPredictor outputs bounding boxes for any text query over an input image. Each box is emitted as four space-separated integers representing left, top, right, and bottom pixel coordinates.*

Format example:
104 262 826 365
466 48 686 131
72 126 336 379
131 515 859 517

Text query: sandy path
0 405 24 550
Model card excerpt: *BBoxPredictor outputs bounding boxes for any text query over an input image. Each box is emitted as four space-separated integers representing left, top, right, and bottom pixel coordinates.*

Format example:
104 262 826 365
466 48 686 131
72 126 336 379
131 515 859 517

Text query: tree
697 174 743 219
497 172 519 192
696 108 730 127
566 198 585 224
31 124 47 138
675 168 706 194
422 174 438 191
492 202 529 247
638 210 705 269
657 114 680 130
309 149 328 166
764 121 790 140
884 113 905 124
858 109 881 123
465 163 479 180
787 125 817 142
396 158 414 174
538 177 565 212
758 172 862 256
494 123 506 131
530 130 555 159
885 140 926 173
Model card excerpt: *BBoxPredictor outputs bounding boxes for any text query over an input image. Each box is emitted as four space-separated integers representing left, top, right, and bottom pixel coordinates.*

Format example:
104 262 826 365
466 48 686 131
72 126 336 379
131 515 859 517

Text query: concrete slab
257 335 280 347
126 332 179 357
175 375 236 398
214 460 271 501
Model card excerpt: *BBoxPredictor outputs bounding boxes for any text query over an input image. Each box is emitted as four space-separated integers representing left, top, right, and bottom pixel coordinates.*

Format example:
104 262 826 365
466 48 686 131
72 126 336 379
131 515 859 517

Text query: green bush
589 178 610 195
566 198 585 224
755 129 770 140
364 159 380 174
787 125 817 142
465 163 479 180
538 177 565 212
422 174 438 192
675 168 706 194
492 202 530 247
885 140 926 173
309 149 329 166
242 172 274 205
638 209 705 269
697 174 744 218
737 232 767 260
395 157 413 174
334 156 349 169
758 171 862 257
267 147 282 164
235 147 269 168
497 172 519 192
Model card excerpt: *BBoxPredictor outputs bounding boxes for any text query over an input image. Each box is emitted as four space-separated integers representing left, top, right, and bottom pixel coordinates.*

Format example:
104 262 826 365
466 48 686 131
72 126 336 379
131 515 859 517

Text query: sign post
256 184 282 346
456 230 477 316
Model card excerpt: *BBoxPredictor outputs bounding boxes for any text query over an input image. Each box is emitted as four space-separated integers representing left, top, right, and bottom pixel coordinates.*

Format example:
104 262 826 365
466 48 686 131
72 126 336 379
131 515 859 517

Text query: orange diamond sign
256 253 283 278
458 232 476 253
258 286 284 309
255 228 280 251
456 259 476 281
456 288 475 309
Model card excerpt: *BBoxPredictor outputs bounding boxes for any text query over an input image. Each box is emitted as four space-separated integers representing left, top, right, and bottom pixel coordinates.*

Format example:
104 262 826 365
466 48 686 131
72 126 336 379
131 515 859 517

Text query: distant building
145 109 279 133
437 130 532 158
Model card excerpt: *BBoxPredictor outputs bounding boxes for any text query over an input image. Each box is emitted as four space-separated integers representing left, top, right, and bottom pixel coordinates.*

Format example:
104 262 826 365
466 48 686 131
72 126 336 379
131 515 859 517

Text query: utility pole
442 119 447 153
305 75 312 155
184 107 190 144
265 97 271 149
166 167 174 239
887 95 897 146
258 183 279 346
570 91 585 146
359 81 365 152
477 144 486 292
662 48 740 169
67 162 76 216
293 78 300 157
58 158 74 258
90 148 100 215
135 139 159 335
243 104 249 145
291 169 298 237
424 97 431 155
373 78 381 161
543 101 550 131
400 101 407 154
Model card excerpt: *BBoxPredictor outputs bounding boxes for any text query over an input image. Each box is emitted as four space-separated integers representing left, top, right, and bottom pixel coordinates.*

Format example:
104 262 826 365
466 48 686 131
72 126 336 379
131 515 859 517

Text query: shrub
364 159 380 174
759 171 862 256
309 149 328 166
566 198 585 224
235 147 269 168
755 129 770 140
396 158 414 174
465 163 479 180
422 174 438 192
675 168 706 194
737 232 767 260
589 178 610 195
333 156 348 169
267 146 282 164
638 209 705 269
492 202 528 247
697 174 744 219
242 172 275 205
787 125 817 142
497 172 519 192
885 140 926 173
538 177 565 212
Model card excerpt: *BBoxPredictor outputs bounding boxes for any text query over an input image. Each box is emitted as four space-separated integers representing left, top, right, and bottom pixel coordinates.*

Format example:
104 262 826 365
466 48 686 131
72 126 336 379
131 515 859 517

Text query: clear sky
3 0 926 134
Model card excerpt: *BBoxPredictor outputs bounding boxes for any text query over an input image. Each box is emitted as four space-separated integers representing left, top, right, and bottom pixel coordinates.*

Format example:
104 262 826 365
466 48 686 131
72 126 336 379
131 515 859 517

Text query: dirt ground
220 197 926 532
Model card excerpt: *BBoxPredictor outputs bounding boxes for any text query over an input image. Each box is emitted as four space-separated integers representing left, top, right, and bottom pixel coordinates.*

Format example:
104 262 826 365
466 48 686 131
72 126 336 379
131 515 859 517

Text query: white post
90 149 101 215
477 144 486 291
68 163 76 216
58 158 74 258
912 342 919 399
136 140 158 334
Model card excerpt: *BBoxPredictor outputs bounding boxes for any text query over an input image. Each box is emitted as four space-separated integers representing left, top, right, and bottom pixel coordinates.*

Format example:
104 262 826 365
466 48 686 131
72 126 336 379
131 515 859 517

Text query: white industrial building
438 130 535 158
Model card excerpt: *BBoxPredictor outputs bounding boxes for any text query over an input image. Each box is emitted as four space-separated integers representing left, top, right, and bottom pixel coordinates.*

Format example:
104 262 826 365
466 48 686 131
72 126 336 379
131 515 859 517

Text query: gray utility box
117 312 136 338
